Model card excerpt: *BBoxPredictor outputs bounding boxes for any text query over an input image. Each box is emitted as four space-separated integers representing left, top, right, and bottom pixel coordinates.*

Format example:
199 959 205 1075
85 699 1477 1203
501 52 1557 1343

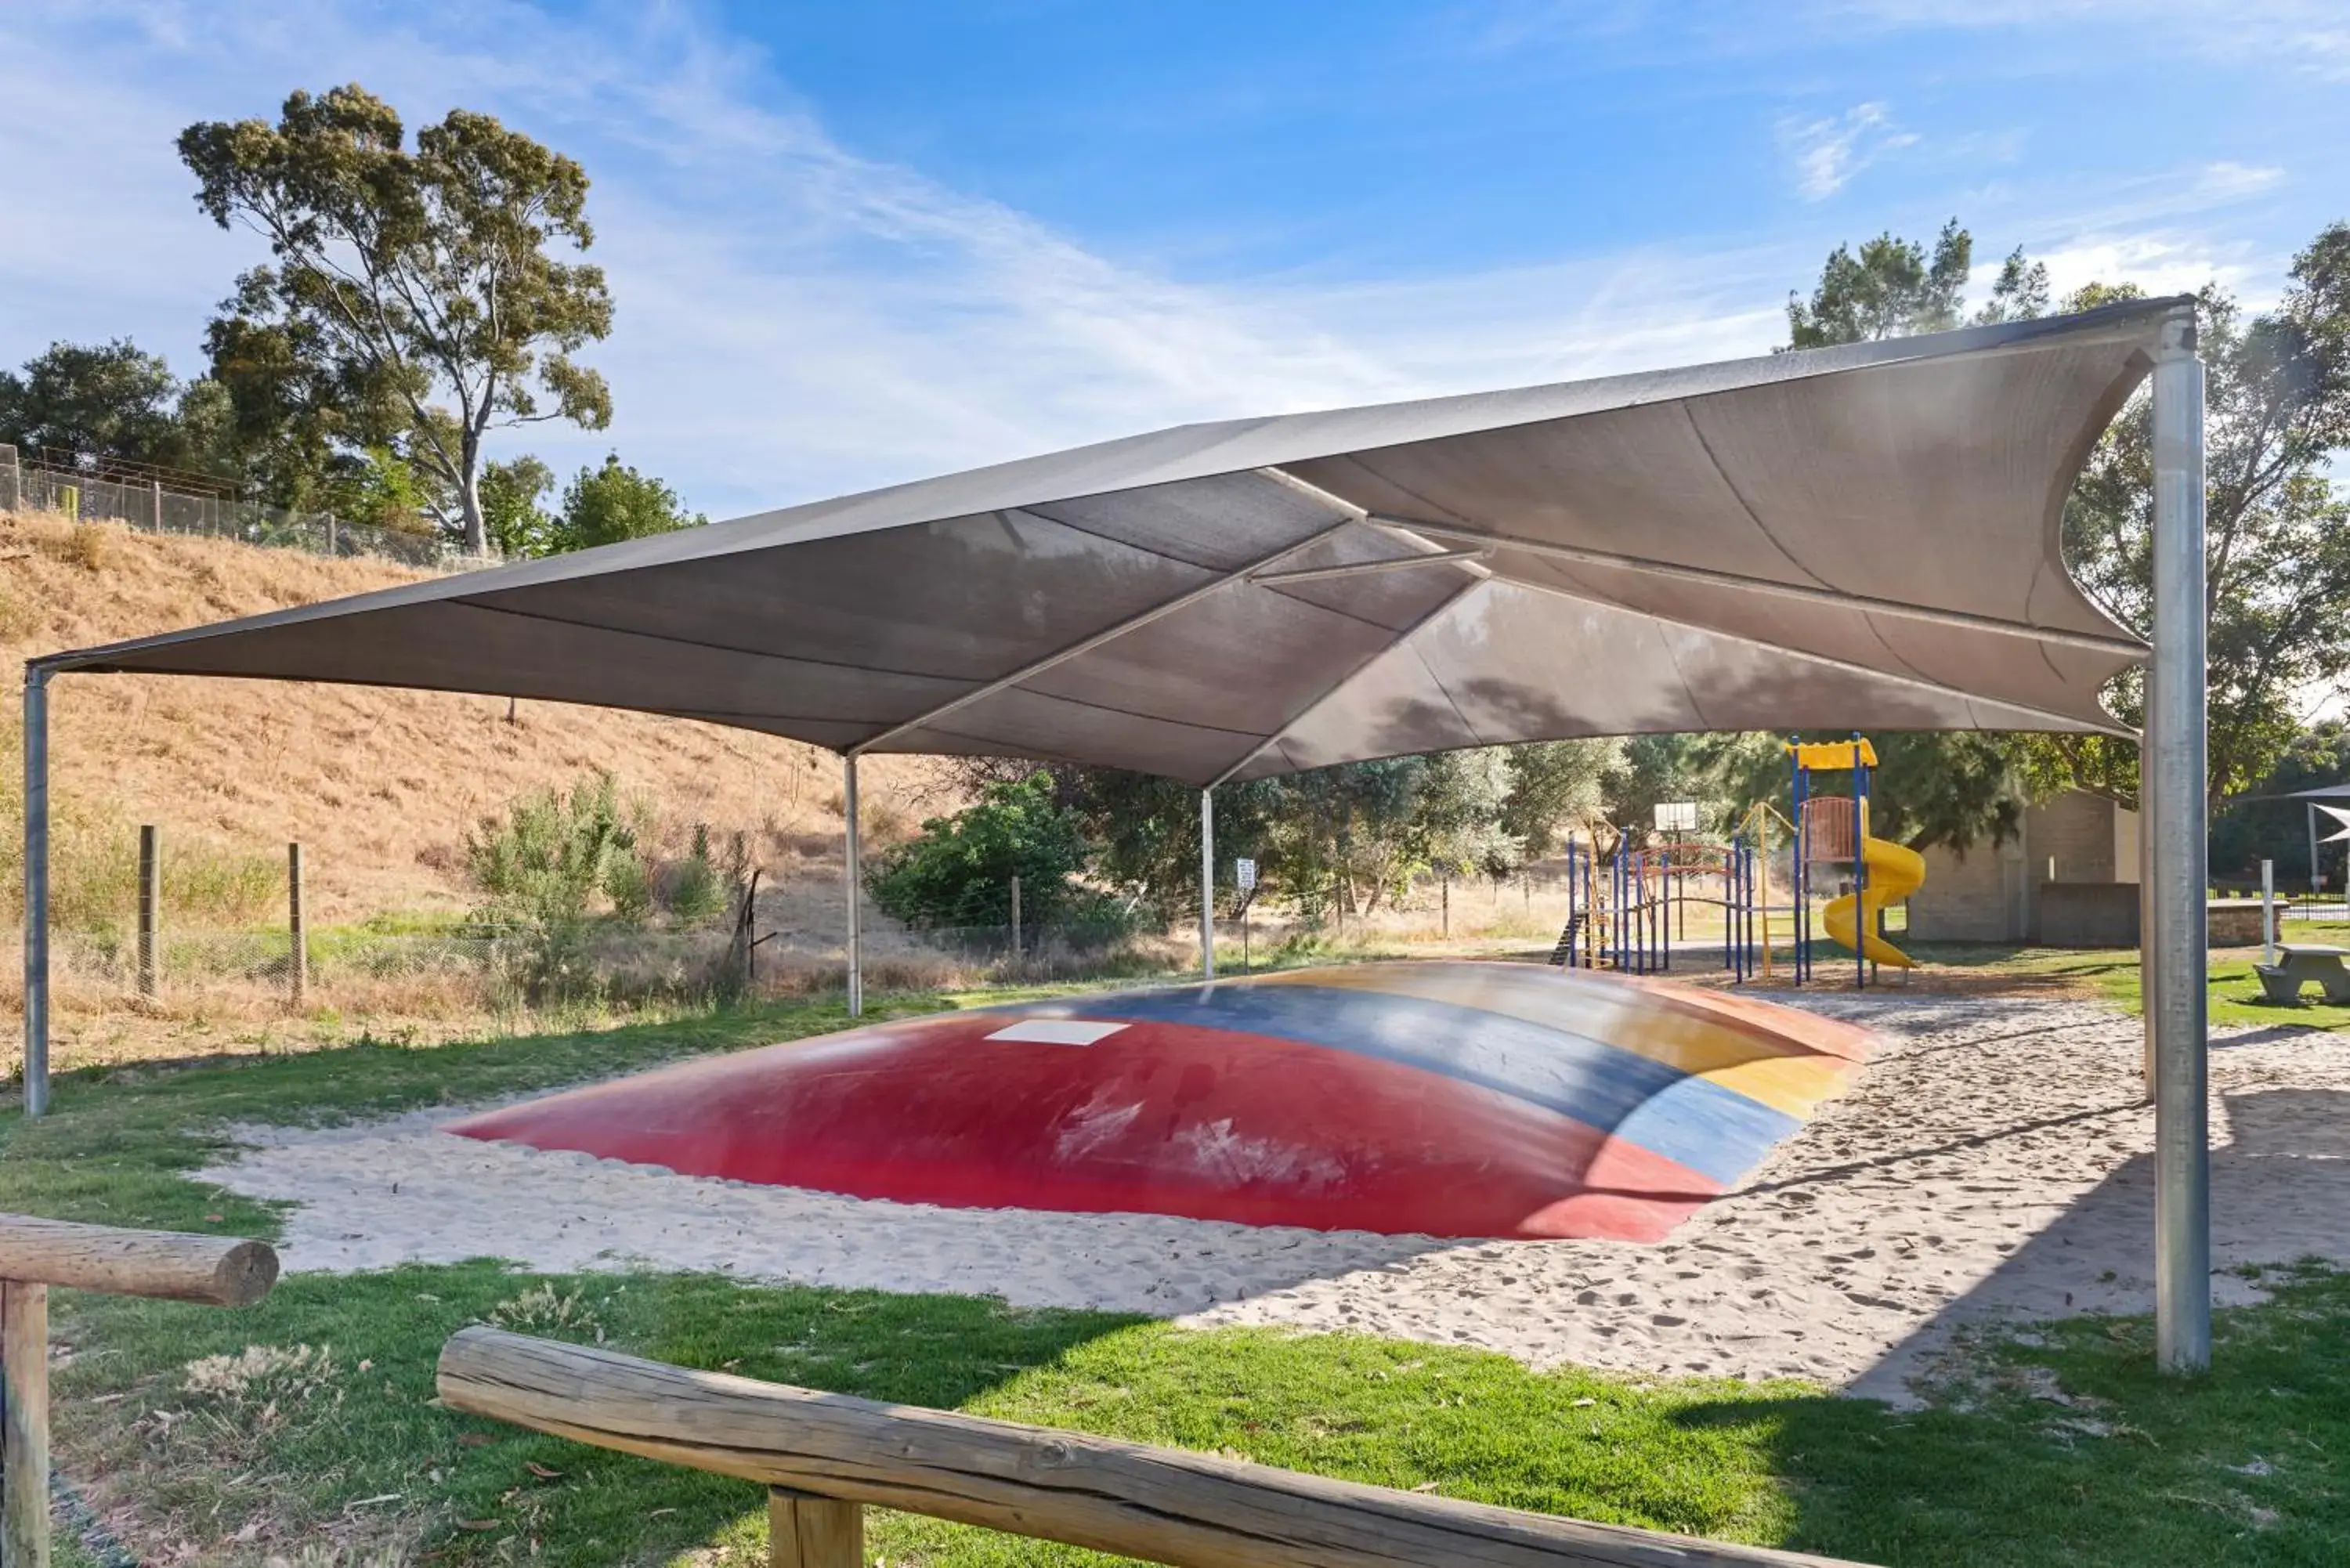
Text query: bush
866 772 1124 940
463 770 648 992
663 823 728 926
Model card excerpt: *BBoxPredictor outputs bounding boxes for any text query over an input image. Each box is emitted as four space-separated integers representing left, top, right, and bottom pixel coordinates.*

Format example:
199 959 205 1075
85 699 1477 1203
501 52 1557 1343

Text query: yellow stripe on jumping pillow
1250 963 1857 1119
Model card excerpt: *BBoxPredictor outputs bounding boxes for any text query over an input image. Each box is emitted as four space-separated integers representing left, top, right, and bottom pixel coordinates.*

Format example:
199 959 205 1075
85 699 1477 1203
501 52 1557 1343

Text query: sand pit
197 993 2350 1400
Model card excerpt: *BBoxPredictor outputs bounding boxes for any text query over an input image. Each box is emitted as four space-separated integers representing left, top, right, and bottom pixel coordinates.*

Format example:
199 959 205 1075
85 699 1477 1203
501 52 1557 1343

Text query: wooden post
1009 875 1022 965
768 1487 862 1567
136 825 159 998
3 1281 48 1568
0 1216 278 1305
0 1216 277 1568
1441 873 1450 940
287 843 307 1007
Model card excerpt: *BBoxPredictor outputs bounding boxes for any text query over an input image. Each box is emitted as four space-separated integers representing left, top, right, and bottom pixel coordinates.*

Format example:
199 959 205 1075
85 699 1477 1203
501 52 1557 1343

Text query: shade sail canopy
2251 782 2350 802
33 298 2178 787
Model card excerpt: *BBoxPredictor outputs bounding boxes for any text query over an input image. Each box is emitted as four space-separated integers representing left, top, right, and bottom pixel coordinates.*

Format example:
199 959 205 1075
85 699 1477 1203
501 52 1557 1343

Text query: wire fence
0 443 486 571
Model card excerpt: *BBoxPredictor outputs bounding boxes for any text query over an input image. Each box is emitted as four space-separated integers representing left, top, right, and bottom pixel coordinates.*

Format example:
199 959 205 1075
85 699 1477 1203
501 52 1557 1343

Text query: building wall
2030 790 2120 886
1906 792 2137 943
1907 833 2023 941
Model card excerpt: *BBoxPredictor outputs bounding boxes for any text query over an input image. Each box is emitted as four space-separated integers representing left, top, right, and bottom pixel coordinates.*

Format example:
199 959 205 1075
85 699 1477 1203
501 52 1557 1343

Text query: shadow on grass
1676 1086 2350 1565
55 1264 1143 1566
1670 1264 2350 1566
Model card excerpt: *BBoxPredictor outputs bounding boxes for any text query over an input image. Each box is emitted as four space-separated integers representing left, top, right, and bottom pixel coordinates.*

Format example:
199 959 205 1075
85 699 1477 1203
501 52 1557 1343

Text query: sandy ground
196 993 2350 1401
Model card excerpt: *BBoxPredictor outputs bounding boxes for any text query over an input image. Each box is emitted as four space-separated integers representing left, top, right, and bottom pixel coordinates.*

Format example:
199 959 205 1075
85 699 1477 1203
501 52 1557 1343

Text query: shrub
866 772 1127 941
663 822 728 926
463 770 647 992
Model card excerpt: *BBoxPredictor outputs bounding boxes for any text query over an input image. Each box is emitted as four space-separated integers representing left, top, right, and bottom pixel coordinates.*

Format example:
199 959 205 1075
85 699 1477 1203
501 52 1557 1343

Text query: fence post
150 478 163 533
287 843 308 1006
3 1278 49 1568
1009 875 1022 965
138 826 160 999
768 1487 862 1567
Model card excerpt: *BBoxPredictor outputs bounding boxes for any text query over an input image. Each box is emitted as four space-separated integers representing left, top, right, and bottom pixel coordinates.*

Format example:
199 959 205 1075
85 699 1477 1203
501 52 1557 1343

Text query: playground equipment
1553 833 1762 981
450 960 1870 1245
1788 735 1924 987
1548 734 1925 989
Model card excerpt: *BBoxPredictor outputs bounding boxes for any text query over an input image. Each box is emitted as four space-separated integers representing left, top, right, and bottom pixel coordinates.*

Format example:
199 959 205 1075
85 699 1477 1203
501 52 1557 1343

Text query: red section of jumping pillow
445 1010 1720 1241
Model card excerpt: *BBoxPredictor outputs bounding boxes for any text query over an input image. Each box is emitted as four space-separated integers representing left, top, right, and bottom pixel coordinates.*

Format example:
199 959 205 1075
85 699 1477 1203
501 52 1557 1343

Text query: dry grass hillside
0 508 944 928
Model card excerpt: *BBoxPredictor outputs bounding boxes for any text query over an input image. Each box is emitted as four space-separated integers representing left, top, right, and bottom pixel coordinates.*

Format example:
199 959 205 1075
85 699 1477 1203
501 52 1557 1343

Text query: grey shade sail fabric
32 298 2176 788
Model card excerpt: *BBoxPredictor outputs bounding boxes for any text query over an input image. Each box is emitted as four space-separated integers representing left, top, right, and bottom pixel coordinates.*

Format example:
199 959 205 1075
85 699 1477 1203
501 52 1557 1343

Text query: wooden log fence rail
439 1327 1872 1568
0 1214 280 1568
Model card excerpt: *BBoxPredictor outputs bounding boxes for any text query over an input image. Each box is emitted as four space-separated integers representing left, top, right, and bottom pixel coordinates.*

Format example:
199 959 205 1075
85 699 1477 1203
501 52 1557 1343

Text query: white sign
1235 858 1258 890
1653 801 1701 833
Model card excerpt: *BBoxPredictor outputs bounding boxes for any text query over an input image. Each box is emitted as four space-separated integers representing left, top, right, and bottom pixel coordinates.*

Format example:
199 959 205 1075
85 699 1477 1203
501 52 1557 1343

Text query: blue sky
3 1 2345 521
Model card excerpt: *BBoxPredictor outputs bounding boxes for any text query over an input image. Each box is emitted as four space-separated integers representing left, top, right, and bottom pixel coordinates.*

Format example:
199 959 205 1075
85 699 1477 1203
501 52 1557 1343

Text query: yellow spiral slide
1821 832 1925 968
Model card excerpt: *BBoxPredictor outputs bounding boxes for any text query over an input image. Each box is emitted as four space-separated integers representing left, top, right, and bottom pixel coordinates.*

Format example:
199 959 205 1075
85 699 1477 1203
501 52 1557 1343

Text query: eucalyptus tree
179 85 613 553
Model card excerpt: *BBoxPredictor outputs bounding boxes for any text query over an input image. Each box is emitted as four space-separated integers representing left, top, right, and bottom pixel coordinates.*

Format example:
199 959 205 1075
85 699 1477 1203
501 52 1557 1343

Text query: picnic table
2255 943 2350 1005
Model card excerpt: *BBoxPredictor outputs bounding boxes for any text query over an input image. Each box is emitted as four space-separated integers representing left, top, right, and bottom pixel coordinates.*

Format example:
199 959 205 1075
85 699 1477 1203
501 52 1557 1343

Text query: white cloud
0 0 1415 515
1817 0 2350 78
1778 102 1921 202
0 2 2318 524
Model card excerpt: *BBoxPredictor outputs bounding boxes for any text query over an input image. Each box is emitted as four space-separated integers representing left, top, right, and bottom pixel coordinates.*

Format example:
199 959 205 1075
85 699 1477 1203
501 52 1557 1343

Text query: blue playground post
1853 729 1869 992
1789 737 1810 985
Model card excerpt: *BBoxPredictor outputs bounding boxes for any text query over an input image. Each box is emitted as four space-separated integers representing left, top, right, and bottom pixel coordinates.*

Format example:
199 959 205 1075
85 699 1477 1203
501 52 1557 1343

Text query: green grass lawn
9 987 2348 1566
1905 925 2350 1032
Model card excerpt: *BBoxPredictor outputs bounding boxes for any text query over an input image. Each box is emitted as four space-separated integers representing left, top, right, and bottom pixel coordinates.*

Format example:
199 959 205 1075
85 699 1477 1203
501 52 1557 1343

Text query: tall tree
0 339 232 475
1782 217 2350 825
179 85 613 553
1498 739 1618 856
2048 234 2350 807
550 453 704 552
479 454 557 556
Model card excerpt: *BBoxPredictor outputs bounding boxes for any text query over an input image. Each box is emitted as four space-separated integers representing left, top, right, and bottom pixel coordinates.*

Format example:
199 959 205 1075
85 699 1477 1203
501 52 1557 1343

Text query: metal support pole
137 825 159 998
2141 759 2157 1097
2261 860 2276 967
287 843 307 1006
1009 874 1022 966
2309 801 2321 901
2149 312 2211 1375
843 756 862 1018
1198 788 1215 981
22 671 50 1119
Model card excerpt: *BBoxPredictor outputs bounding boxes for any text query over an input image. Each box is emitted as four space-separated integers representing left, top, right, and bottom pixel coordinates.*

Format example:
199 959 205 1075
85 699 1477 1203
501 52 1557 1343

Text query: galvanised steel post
2309 800 2321 900
21 669 49 1118
844 755 862 1018
2141 723 2157 1097
2149 309 2211 1374
1199 788 1215 981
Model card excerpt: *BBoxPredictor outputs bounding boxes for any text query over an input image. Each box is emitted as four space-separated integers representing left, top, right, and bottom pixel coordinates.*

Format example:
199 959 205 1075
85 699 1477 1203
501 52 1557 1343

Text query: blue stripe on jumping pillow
1052 983 1795 1187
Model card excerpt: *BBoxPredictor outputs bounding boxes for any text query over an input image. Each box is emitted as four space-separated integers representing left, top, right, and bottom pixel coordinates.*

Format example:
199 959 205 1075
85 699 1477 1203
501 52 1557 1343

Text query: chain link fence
0 443 486 571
